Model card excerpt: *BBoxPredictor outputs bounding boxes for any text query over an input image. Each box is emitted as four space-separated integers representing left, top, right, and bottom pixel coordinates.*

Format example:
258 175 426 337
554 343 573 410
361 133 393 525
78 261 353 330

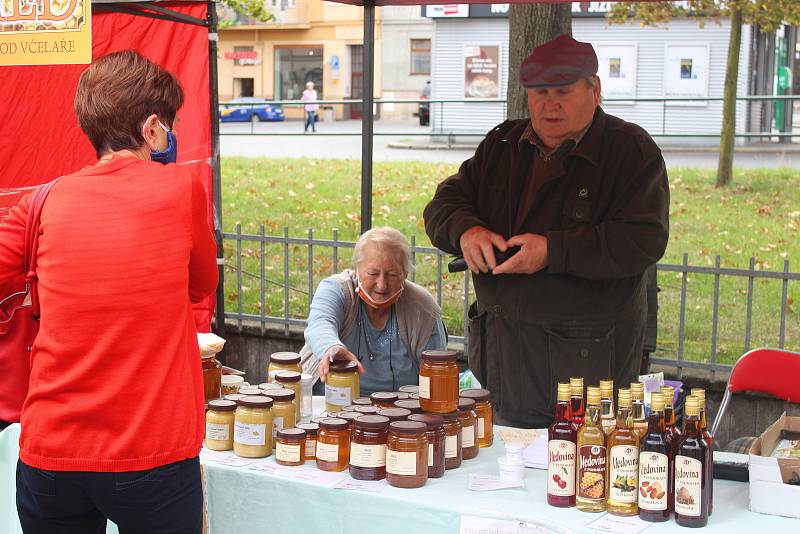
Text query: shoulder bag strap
24 178 61 319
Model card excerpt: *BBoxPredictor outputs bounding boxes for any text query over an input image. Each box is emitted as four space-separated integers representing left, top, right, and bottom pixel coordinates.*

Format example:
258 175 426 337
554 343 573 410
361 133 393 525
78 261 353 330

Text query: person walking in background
302 81 319 133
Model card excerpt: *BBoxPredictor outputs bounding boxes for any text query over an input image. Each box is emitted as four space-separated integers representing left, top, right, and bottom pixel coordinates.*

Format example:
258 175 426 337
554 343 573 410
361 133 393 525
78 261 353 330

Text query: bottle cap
650 392 665 412
557 382 571 402
617 388 631 407
570 377 584 396
685 395 700 417
586 386 601 406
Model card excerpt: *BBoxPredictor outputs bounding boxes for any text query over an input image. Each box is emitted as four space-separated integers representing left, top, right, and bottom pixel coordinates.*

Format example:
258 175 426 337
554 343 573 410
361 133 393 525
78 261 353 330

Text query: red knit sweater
0 157 218 472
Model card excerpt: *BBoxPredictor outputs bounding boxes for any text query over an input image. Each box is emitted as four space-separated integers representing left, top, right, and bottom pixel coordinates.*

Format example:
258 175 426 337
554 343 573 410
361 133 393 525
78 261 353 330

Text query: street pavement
220 119 800 168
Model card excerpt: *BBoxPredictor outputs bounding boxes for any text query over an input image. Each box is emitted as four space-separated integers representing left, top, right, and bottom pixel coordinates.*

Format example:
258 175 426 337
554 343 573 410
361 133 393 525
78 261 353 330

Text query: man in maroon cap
424 35 669 428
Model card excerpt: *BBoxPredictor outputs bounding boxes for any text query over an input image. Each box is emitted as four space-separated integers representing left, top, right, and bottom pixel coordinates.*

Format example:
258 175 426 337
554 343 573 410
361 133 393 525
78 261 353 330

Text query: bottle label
325 384 352 407
547 440 576 497
445 435 458 458
675 455 703 517
478 418 485 439
349 443 386 468
233 422 266 446
276 443 301 463
462 425 475 448
639 451 669 511
272 417 284 440
608 445 638 503
316 442 339 462
305 439 316 458
428 443 433 467
578 444 606 501
418 375 431 399
386 449 417 476
206 422 230 442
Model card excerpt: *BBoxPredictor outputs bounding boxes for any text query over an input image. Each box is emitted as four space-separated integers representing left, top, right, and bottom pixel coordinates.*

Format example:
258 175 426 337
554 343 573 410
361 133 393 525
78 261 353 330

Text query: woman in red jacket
0 50 217 533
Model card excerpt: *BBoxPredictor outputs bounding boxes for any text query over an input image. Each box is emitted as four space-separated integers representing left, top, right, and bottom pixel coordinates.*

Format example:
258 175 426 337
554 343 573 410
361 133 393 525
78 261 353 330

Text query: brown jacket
424 108 669 427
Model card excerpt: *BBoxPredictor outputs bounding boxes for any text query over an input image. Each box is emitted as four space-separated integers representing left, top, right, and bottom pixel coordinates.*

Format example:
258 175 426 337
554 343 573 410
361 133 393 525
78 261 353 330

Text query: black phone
447 246 520 273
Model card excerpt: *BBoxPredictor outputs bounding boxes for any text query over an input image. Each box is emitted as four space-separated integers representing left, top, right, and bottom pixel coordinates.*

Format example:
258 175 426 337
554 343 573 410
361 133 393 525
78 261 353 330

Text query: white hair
353 227 412 277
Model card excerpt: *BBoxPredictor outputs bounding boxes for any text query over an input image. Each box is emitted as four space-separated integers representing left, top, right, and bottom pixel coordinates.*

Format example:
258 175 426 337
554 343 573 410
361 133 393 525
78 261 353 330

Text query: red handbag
0 179 60 423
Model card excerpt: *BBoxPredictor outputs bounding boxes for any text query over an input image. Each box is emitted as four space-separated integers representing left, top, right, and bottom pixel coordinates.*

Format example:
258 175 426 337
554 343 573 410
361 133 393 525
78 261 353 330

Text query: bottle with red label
576 386 606 512
570 377 585 428
673 396 709 528
548 382 577 507
638 392 671 522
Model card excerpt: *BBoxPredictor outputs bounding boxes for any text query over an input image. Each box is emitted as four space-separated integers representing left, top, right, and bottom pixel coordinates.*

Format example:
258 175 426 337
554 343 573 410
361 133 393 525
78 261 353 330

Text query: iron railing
222 227 799 380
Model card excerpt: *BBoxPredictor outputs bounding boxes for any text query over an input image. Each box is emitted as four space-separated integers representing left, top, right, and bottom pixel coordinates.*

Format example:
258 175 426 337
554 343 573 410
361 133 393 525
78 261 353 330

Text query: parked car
418 81 431 126
219 97 284 122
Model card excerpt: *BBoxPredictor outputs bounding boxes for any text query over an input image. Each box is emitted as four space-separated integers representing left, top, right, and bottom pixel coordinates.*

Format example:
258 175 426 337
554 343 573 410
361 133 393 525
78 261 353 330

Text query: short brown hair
74 50 184 157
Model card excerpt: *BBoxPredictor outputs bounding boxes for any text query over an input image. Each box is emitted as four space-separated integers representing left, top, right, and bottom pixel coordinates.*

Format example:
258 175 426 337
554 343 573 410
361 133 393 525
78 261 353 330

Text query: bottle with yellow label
576 386 606 513
606 389 639 516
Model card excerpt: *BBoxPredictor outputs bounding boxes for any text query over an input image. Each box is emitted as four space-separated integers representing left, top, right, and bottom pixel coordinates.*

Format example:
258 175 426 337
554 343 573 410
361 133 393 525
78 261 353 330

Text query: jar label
206 422 230 442
305 439 317 458
462 425 475 448
608 445 638 503
428 443 433 467
578 444 607 501
350 443 386 468
674 455 702 517
639 451 668 511
276 443 301 463
445 435 458 458
547 439 576 497
478 418 485 439
325 384 352 407
316 442 339 462
418 375 431 399
386 449 417 476
234 422 266 446
273 416 284 440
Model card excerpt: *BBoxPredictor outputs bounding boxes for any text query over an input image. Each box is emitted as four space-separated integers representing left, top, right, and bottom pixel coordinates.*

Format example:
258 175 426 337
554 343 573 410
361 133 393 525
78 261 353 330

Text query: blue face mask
150 120 178 164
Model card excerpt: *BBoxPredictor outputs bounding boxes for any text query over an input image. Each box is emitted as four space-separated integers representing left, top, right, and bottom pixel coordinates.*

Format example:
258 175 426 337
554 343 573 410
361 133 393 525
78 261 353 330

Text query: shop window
275 47 323 100
410 39 431 75
234 78 254 98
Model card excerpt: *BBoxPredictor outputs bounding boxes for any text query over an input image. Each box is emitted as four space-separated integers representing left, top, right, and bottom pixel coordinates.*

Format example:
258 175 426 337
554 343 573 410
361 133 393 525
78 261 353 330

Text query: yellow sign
1 0 91 66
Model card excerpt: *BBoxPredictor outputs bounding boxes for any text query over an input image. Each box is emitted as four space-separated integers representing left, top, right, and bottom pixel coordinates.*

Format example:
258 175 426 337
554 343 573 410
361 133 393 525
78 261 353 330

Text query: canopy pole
360 0 375 234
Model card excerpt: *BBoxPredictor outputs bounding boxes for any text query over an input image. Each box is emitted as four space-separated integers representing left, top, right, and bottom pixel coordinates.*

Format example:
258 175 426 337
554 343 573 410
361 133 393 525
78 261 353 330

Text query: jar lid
238 387 263 396
376 408 412 421
370 392 399 404
340 405 359 412
421 349 457 362
270 351 301 365
394 392 411 400
319 417 349 430
268 388 296 402
337 411 359 423
354 414 390 430
441 410 459 422
274 370 301 383
389 420 427 435
310 416 328 424
259 382 284 391
393 399 422 413
238 395 273 409
351 397 373 406
224 394 243 402
208 399 237 412
460 388 491 402
329 360 359 374
458 398 476 412
353 405 381 415
296 422 319 434
201 353 218 360
408 393 419 400
408 413 444 430
278 427 307 440
398 385 419 394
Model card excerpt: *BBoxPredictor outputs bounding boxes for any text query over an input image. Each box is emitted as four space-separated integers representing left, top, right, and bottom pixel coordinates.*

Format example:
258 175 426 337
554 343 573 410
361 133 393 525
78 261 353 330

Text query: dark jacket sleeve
423 124 505 255
547 144 670 281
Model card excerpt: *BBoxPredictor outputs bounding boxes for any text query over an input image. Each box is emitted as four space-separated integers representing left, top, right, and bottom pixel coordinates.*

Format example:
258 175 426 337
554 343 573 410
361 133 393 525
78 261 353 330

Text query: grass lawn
221 158 799 365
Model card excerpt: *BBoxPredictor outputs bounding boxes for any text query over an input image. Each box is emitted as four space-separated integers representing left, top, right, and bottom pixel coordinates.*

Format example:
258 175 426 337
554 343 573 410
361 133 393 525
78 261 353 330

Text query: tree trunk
716 8 743 188
506 4 572 120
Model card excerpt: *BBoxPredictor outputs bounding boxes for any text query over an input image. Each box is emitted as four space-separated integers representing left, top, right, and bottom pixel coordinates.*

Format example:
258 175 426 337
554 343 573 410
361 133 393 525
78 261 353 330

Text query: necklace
358 304 395 362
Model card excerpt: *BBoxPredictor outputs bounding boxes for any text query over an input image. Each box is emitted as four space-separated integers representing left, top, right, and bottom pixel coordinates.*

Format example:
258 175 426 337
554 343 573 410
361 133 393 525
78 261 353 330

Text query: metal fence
222 227 799 380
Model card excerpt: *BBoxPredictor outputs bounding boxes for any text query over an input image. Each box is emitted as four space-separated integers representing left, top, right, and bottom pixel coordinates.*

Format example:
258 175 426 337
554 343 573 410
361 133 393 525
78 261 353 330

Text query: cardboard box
748 413 800 519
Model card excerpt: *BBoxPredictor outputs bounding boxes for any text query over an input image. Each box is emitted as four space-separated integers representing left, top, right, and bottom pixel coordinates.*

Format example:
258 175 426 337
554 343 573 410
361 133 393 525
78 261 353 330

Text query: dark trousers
304 110 317 132
16 457 202 534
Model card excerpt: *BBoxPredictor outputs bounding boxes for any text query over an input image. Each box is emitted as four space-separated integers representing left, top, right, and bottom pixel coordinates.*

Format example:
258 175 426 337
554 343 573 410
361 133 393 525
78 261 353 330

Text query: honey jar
276 427 306 466
325 360 360 413
296 422 319 461
418 349 459 413
386 421 429 488
201 354 222 403
205 399 237 451
441 411 463 470
349 414 390 481
274 370 302 418
267 388 297 448
267 351 302 382
409 413 446 479
460 389 493 448
458 397 479 460
233 395 273 458
316 418 351 472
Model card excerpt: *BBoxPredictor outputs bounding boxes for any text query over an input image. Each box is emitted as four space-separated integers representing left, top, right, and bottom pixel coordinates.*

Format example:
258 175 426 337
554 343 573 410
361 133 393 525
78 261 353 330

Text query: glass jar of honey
418 349 459 413
233 395 273 458
441 410 463 470
409 413 446 479
349 414 390 481
201 354 222 403
276 427 306 466
458 398 479 460
376 408 411 423
386 421 429 488
205 399 237 451
460 389 493 448
325 360 360 413
267 351 302 382
393 399 422 414
316 418 351 472
266 388 296 448
370 392 399 407
274 370 302 418
296 422 319 461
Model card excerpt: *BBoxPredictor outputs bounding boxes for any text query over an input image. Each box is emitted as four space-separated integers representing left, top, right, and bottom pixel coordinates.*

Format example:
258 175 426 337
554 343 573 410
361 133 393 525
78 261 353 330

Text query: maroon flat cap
520 34 598 88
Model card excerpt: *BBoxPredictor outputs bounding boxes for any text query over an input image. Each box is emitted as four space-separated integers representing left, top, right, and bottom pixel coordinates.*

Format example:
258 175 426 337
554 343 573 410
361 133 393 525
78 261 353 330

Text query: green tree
608 1 800 187
217 0 275 27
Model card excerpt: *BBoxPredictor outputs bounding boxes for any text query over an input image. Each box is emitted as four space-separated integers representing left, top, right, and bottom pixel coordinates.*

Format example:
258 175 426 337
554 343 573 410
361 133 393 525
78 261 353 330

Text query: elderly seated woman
303 227 446 395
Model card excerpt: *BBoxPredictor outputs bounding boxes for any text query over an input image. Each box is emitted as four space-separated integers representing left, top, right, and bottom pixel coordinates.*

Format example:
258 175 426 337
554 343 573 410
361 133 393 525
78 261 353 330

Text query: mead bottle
606 388 639 516
576 386 607 513
638 393 670 522
690 388 714 516
548 382 577 507
674 396 709 528
660 385 680 512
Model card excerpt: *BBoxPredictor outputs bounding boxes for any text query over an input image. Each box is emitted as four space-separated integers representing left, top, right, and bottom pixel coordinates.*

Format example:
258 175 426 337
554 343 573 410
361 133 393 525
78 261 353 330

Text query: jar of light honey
267 351 302 382
274 370 302 418
276 427 306 467
325 360 360 413
316 418 351 472
205 399 237 451
233 395 273 458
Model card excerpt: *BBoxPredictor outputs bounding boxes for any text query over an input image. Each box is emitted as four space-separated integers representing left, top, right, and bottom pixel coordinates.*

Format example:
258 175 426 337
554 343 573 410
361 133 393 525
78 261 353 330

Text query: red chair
710 348 800 437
